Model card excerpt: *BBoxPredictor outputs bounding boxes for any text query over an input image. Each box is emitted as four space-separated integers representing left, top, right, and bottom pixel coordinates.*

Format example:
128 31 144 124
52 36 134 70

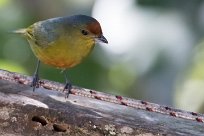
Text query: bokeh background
1 0 204 113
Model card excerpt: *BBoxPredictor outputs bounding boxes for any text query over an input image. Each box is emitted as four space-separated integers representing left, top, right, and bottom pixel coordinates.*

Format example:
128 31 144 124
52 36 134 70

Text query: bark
0 69 204 136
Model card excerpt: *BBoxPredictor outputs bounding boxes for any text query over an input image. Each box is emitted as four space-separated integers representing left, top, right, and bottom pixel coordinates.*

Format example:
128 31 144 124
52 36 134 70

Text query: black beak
97 35 108 44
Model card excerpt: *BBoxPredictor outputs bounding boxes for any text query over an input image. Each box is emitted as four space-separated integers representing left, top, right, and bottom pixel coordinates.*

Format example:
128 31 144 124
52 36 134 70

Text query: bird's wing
27 21 61 48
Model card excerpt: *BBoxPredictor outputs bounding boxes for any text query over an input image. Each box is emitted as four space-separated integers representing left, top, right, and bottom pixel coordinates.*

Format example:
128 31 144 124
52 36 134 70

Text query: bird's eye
81 30 89 35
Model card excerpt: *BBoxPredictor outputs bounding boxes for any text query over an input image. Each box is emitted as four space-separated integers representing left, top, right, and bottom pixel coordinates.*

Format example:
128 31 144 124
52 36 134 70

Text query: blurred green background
1 0 204 113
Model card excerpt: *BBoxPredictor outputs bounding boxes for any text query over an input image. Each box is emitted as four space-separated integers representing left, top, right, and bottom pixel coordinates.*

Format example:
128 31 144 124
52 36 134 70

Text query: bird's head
71 15 108 44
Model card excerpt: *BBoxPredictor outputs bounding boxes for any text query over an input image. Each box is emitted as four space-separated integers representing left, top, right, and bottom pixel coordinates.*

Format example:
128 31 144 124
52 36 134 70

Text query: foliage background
1 0 204 113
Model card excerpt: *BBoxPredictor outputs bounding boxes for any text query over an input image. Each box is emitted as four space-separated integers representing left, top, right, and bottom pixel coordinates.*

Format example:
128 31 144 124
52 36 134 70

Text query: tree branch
0 69 204 135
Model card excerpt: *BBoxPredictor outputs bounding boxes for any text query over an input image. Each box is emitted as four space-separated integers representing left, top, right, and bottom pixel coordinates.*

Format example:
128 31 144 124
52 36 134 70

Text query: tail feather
12 28 27 34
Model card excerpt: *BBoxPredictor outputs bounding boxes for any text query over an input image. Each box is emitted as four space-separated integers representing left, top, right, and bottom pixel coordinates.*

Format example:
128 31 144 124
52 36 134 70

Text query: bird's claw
31 74 39 92
63 83 72 98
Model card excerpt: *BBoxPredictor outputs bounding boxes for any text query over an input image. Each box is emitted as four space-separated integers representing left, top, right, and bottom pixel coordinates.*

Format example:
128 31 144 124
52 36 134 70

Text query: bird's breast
28 35 95 69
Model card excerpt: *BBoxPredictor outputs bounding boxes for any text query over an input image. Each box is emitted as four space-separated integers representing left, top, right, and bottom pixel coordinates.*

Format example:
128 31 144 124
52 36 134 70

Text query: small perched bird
13 15 108 97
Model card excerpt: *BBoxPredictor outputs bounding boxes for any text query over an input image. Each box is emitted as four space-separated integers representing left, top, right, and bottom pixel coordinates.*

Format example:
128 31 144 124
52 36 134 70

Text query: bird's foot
31 74 39 92
63 82 72 98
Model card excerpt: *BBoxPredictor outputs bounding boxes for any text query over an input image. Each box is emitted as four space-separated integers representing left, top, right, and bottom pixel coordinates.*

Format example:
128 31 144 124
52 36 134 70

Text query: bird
13 14 108 97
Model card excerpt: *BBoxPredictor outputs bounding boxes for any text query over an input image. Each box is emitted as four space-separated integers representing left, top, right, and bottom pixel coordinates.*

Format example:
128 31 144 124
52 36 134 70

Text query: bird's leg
62 70 72 98
31 59 40 92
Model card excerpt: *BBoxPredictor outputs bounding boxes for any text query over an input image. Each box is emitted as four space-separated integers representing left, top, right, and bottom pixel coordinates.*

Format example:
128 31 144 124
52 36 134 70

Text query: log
0 69 204 136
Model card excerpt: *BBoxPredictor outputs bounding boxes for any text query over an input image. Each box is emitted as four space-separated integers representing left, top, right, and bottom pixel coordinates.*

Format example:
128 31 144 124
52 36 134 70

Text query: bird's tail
12 28 27 35
11 28 34 40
